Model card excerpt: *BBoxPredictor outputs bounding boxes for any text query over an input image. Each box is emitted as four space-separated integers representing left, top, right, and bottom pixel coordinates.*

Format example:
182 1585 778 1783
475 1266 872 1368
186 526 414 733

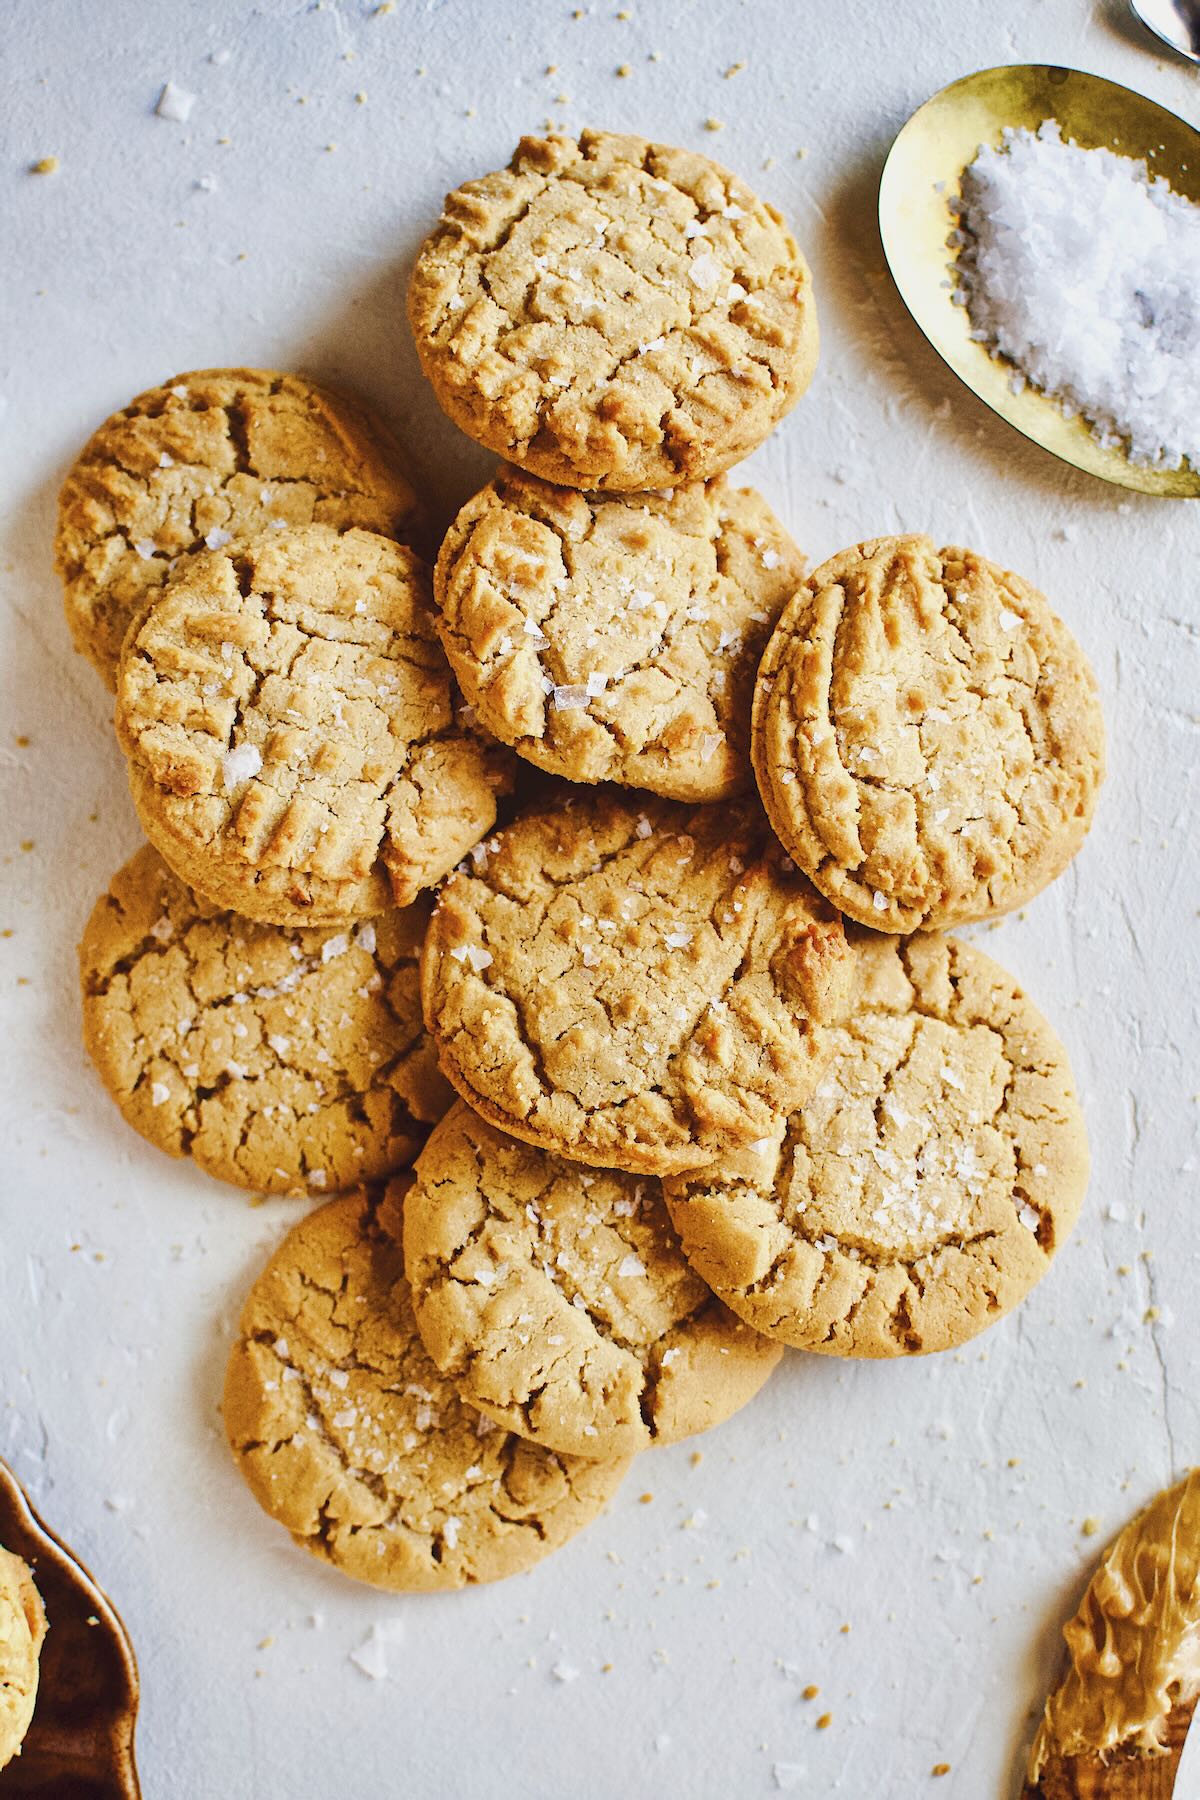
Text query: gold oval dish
878 64 1200 497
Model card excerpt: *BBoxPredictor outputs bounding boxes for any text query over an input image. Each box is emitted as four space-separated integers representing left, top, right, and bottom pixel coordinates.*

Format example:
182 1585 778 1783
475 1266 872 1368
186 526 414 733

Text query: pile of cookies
64 130 1104 1593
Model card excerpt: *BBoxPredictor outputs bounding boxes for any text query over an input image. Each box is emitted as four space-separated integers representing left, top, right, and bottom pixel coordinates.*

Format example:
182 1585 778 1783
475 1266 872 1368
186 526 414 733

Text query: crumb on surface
705 117 724 132
30 156 59 174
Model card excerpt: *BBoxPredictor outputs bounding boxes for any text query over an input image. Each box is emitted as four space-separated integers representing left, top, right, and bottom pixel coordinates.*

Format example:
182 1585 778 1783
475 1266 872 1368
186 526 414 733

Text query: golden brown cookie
408 129 818 491
663 933 1088 1356
421 791 855 1175
405 1103 781 1459
114 525 513 926
223 1184 630 1591
0 1548 45 1772
433 466 805 800
79 844 450 1197
56 367 428 688
752 536 1106 933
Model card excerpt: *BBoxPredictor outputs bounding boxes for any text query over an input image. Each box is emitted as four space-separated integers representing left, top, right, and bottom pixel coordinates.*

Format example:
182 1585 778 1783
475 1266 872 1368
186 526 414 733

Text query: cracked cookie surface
56 366 428 688
115 525 513 925
408 129 818 491
405 1102 781 1459
663 932 1088 1355
421 791 855 1175
434 465 804 800
80 844 451 1197
223 1184 629 1591
751 535 1106 932
0 1548 45 1772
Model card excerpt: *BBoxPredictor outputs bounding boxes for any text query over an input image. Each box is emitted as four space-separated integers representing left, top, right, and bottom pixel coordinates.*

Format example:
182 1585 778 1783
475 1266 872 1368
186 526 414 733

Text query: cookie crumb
1081 1516 1101 1536
801 1683 820 1700
724 61 745 77
704 117 724 132
932 1765 951 1778
616 63 631 77
816 1712 832 1730
30 156 59 175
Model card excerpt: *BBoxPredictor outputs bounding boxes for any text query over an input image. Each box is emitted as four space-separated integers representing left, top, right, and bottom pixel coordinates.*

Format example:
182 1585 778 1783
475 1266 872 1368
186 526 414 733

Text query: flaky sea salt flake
450 943 493 973
222 743 261 790
156 81 196 123
689 252 721 291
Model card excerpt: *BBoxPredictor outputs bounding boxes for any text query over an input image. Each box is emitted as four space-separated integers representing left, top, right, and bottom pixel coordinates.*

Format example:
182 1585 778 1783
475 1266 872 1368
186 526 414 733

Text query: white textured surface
2 3 1198 1795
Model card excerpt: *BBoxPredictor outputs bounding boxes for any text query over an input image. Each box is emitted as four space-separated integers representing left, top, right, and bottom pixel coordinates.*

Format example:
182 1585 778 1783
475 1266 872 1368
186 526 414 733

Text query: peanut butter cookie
421 792 855 1175
57 367 428 688
115 526 513 926
408 130 817 490
80 844 450 1197
405 1103 781 1459
663 933 1088 1356
223 1184 629 1591
0 1549 45 1772
752 536 1105 932
434 466 804 800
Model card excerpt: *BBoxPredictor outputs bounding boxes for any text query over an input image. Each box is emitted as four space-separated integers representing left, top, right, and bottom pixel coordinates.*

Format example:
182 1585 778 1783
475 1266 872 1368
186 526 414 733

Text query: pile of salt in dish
953 120 1200 471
